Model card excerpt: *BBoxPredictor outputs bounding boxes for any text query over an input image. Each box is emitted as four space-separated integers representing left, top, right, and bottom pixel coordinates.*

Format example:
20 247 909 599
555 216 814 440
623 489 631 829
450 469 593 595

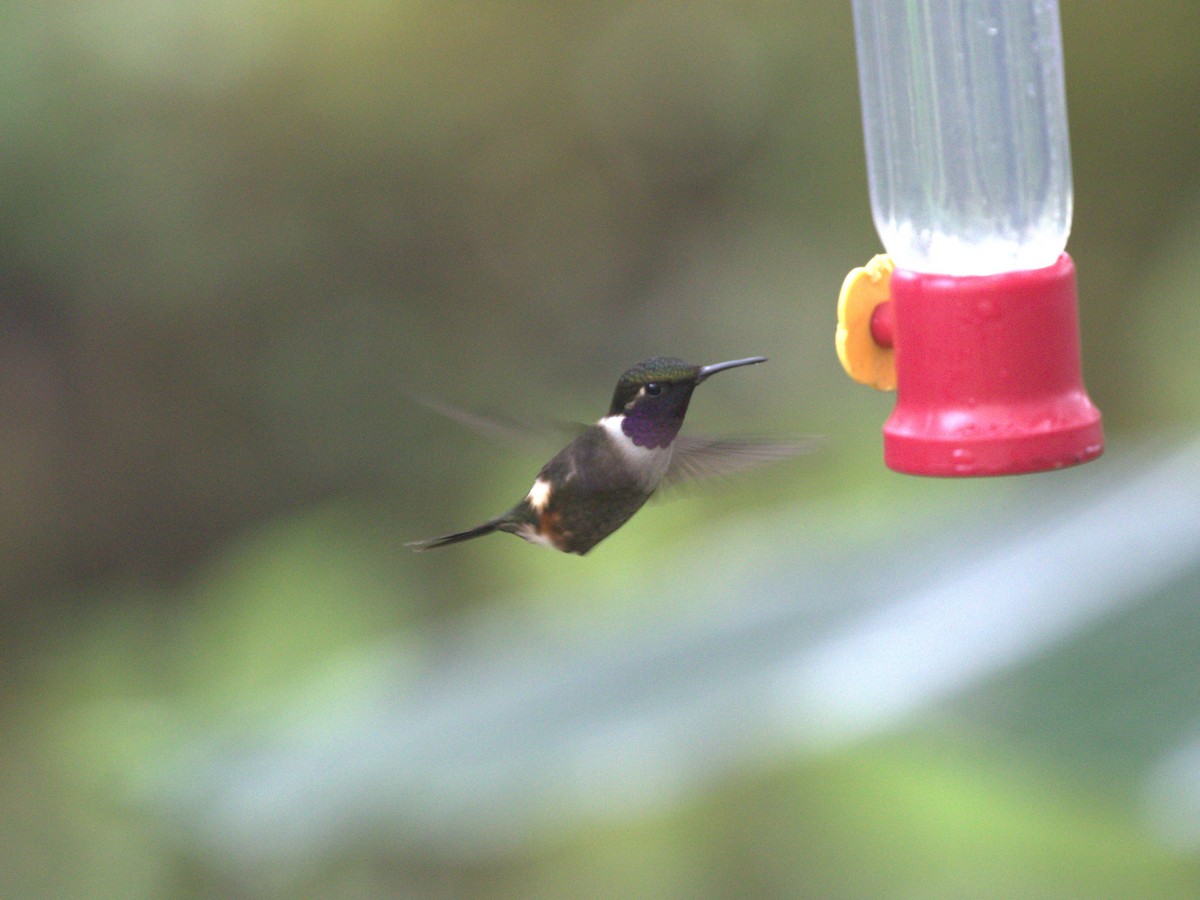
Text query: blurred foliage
2 1 1199 897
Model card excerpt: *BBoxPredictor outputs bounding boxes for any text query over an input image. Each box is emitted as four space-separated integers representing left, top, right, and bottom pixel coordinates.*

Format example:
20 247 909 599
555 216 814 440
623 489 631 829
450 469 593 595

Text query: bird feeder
836 0 1103 476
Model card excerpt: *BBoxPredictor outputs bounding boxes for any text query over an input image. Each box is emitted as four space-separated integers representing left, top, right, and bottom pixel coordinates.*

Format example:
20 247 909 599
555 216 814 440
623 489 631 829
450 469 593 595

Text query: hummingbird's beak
695 356 768 383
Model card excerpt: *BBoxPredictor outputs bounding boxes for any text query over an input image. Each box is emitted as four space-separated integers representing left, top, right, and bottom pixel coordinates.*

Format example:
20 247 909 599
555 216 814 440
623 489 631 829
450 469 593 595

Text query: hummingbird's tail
406 519 503 551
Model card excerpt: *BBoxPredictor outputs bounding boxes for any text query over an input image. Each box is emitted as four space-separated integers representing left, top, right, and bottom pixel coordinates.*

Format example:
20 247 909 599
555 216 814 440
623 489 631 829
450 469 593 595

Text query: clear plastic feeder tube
852 0 1073 276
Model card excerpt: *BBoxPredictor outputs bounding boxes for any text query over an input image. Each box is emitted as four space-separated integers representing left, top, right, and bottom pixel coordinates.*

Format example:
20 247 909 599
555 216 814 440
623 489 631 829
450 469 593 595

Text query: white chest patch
598 415 671 489
525 476 552 512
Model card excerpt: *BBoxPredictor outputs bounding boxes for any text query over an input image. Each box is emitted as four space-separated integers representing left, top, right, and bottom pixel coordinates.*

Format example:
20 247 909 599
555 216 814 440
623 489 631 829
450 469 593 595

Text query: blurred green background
3 2 1200 897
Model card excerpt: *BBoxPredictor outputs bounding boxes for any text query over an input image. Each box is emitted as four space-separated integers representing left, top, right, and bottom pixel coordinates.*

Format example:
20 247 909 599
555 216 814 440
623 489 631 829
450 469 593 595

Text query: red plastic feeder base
883 253 1103 476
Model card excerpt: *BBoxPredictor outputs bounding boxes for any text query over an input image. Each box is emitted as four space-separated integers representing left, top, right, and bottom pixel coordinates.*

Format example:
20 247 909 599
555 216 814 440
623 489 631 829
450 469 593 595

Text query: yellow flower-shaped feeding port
835 254 896 391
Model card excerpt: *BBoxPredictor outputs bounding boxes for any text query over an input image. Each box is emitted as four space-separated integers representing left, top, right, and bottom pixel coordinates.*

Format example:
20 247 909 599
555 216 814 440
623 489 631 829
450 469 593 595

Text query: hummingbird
407 356 808 555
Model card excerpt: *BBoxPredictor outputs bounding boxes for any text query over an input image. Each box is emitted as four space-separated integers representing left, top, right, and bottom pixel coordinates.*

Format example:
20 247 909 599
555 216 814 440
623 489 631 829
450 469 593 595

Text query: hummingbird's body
409 356 802 555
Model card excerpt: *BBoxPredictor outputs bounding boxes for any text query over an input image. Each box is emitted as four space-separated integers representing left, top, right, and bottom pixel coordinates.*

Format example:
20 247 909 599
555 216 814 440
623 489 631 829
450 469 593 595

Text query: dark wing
663 435 821 487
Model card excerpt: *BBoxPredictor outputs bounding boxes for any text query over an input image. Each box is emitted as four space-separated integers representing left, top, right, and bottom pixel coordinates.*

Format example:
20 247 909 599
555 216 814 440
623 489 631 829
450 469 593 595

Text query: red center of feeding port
882 253 1103 476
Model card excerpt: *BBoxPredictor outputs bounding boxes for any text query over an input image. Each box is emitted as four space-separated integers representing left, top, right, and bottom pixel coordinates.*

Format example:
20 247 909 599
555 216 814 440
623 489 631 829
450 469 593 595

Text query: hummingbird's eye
644 383 663 396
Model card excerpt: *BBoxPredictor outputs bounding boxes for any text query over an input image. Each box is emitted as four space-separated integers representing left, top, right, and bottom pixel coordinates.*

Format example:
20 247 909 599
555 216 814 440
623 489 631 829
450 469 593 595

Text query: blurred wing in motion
414 395 820 490
411 395 583 454
663 435 822 487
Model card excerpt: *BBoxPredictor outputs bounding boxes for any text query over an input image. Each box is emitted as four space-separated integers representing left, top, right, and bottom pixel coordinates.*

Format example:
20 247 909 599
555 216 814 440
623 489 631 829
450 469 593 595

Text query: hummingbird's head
607 356 767 449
